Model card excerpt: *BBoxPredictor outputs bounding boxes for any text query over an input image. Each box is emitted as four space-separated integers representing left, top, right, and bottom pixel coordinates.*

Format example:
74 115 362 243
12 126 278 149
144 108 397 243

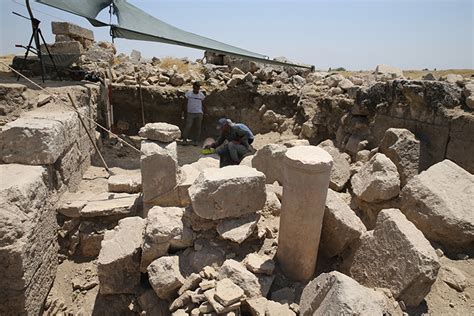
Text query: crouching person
206 118 254 167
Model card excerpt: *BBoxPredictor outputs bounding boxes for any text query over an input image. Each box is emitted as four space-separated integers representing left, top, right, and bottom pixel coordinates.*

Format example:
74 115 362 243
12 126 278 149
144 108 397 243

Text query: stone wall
0 83 101 315
110 83 299 137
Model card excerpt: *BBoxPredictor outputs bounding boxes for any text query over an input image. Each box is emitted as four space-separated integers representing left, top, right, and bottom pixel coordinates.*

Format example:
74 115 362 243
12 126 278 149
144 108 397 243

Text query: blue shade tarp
36 0 313 69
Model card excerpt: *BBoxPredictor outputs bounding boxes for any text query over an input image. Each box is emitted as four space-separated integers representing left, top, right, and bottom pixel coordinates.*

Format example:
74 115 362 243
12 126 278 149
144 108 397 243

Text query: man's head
217 118 231 132
192 81 200 93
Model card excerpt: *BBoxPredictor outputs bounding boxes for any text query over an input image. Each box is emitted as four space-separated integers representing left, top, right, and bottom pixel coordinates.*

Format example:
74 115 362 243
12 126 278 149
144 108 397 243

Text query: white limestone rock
214 278 245 306
139 122 181 142
79 193 140 217
107 173 142 193
375 64 404 78
252 144 287 184
320 189 366 258
140 140 179 205
218 259 261 298
349 209 440 306
300 271 400 315
189 166 266 220
147 255 185 300
141 206 193 272
244 253 275 275
379 128 420 187
217 213 259 244
351 153 400 202
97 217 146 294
400 160 474 251
318 139 351 191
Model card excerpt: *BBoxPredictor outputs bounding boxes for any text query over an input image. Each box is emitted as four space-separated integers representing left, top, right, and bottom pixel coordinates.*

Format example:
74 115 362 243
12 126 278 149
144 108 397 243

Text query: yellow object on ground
201 148 215 155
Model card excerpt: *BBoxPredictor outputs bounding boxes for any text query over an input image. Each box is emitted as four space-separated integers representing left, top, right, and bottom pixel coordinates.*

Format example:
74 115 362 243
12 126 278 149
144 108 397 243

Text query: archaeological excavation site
1 1 474 315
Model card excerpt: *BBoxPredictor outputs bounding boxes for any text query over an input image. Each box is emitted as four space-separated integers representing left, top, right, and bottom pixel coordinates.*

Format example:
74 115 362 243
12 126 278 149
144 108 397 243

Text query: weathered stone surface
147 255 185 300
320 189 366 258
263 190 281 216
300 271 400 315
338 78 354 91
141 206 193 271
278 146 333 282
178 273 202 295
318 139 351 191
80 193 140 217
139 122 181 142
400 160 474 251
216 213 259 244
141 140 179 205
252 144 287 184
218 259 261 298
463 82 474 109
379 128 420 187
187 245 226 273
204 288 241 313
52 21 94 40
375 64 404 78
266 300 296 316
244 253 275 275
98 217 145 294
0 164 57 316
440 266 467 292
323 74 344 88
214 278 244 306
107 173 141 193
41 41 84 55
349 209 440 306
1 116 69 164
189 166 266 220
351 153 400 202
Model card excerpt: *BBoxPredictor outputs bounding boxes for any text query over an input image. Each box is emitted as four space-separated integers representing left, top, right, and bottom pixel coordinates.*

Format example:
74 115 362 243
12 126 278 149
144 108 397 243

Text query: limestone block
216 213 259 244
463 82 474 109
140 140 179 204
139 122 181 142
0 164 57 316
338 78 354 91
244 253 275 275
214 278 244 306
107 173 142 193
187 245 225 273
141 206 193 271
80 193 140 217
375 64 404 78
147 255 185 300
189 166 266 220
379 128 420 187
401 160 474 251
52 22 94 40
41 41 84 55
320 189 366 258
0 117 66 164
204 289 241 314
252 144 287 184
300 271 400 315
349 209 440 306
97 217 145 294
351 153 400 202
218 259 261 298
318 140 351 191
266 300 296 316
323 74 344 88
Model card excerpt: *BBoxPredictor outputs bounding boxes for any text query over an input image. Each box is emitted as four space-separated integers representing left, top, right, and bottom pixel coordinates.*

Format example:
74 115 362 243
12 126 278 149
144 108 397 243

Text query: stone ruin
1 21 474 316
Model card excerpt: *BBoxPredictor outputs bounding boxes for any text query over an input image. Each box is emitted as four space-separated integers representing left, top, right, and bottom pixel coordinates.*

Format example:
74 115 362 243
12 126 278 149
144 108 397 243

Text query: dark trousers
182 113 203 142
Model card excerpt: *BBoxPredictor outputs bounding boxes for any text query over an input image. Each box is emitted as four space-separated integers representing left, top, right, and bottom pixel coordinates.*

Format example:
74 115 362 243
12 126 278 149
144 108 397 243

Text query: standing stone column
277 145 333 281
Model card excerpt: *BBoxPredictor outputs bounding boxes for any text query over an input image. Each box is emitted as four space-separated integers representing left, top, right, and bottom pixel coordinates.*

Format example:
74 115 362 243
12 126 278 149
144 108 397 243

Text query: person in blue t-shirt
205 118 254 167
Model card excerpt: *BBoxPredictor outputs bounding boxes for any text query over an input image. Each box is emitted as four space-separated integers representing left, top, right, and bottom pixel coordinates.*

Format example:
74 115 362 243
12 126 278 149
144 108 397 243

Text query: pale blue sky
1 0 473 70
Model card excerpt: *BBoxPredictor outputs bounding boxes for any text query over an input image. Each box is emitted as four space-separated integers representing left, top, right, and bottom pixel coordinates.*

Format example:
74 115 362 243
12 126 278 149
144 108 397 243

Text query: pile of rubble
44 121 473 315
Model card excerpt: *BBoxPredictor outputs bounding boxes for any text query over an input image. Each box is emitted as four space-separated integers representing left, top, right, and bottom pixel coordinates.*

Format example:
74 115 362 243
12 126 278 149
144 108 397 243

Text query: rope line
11 0 67 22
0 60 144 155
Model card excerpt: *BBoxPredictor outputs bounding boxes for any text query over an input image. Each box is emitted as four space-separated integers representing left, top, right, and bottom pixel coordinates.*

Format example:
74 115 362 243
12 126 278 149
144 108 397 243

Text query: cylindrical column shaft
277 145 333 281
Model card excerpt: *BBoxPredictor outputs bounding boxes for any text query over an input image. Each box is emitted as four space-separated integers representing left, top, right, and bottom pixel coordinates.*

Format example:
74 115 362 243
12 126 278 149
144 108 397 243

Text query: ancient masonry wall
0 83 101 315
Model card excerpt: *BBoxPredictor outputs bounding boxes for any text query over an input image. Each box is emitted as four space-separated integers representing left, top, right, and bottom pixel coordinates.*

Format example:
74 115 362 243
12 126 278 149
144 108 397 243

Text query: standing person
206 118 254 167
182 81 205 145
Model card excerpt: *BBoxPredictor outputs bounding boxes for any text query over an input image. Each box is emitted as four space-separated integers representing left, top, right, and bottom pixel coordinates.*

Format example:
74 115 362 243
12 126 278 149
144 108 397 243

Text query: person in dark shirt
206 118 254 167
